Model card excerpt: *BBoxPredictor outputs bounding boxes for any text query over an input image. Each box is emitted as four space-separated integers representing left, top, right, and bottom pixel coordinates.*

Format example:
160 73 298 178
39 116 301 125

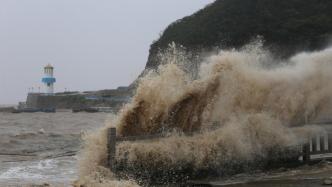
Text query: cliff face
146 0 332 69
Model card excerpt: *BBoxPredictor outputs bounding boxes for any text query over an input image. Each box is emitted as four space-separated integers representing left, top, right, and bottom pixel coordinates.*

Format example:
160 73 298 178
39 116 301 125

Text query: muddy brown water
1 112 332 187
0 112 111 186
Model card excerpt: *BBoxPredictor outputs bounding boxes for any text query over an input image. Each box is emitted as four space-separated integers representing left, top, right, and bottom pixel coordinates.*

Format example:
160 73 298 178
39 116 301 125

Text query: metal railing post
302 142 310 163
107 128 117 170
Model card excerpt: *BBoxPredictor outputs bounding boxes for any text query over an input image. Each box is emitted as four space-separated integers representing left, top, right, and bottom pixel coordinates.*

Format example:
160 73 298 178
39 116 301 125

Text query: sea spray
118 44 332 136
76 128 140 187
78 43 332 185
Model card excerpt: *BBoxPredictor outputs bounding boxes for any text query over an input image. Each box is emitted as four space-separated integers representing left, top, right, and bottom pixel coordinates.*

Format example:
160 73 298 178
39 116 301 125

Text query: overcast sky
0 0 214 104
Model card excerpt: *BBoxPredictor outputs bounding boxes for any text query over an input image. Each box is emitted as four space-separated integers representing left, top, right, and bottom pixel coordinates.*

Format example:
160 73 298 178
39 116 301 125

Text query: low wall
26 93 87 109
0 107 15 112
26 93 130 110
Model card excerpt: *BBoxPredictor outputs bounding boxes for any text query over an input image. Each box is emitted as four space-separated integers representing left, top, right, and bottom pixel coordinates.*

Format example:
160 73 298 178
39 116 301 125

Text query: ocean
0 112 110 186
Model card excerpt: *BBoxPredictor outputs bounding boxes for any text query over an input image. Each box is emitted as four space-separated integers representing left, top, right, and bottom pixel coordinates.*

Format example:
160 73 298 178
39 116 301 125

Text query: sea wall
26 87 132 110
26 93 87 109
0 107 15 112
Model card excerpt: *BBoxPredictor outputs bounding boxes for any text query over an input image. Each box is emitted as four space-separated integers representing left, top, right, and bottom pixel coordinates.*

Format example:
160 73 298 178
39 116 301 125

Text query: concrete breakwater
25 86 132 111
0 107 15 113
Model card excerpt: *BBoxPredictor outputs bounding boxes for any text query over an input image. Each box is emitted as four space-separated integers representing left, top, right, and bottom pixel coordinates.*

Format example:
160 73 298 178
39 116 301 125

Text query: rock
146 0 332 70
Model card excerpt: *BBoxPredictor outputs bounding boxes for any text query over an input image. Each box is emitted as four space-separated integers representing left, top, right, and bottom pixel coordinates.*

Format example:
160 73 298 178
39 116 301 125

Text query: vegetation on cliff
146 0 332 69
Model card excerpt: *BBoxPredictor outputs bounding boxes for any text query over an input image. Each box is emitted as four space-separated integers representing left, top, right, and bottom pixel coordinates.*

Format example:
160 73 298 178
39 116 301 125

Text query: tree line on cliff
145 0 332 69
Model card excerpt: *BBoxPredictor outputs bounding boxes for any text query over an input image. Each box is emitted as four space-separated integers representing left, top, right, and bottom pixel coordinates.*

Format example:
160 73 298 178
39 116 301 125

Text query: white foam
0 157 77 183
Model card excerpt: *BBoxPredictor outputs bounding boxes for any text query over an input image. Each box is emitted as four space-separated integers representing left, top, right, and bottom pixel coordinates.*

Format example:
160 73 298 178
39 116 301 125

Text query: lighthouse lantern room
42 64 56 95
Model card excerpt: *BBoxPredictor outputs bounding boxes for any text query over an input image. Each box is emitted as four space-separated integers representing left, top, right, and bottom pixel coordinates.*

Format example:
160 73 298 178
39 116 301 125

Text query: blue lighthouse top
42 77 56 84
42 64 55 84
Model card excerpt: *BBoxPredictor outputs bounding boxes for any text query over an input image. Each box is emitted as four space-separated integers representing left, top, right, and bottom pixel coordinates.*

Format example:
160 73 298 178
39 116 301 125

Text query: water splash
0 158 76 185
78 43 332 185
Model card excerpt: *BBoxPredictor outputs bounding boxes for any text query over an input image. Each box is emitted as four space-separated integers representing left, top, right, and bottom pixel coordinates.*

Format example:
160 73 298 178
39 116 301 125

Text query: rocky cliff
146 0 332 69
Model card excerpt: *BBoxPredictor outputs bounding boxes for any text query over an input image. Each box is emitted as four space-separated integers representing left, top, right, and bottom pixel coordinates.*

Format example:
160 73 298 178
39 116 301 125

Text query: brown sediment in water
119 75 221 136
78 43 332 186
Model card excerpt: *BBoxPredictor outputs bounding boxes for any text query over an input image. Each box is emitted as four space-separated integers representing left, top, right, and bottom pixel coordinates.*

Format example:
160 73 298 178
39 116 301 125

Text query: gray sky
0 0 214 104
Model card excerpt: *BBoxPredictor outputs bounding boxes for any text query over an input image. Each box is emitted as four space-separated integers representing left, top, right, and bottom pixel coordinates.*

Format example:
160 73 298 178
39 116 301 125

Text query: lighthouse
42 64 56 95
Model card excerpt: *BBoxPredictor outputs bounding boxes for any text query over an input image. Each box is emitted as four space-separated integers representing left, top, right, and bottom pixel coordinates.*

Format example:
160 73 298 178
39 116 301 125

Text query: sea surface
0 111 110 186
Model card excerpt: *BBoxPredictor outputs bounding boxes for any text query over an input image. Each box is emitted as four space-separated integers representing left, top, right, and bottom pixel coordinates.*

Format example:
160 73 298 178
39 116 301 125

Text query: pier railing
302 133 332 163
107 128 332 169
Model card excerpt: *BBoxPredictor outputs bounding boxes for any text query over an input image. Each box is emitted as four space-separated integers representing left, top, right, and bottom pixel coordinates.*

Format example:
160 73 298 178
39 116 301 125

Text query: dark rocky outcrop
146 0 332 69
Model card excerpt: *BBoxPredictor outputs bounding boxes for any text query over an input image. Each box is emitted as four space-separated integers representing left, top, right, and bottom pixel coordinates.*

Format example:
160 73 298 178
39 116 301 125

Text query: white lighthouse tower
42 64 56 95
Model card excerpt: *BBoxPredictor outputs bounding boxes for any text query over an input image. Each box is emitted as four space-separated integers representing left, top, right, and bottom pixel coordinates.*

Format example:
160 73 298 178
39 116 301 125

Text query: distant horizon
0 0 214 104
